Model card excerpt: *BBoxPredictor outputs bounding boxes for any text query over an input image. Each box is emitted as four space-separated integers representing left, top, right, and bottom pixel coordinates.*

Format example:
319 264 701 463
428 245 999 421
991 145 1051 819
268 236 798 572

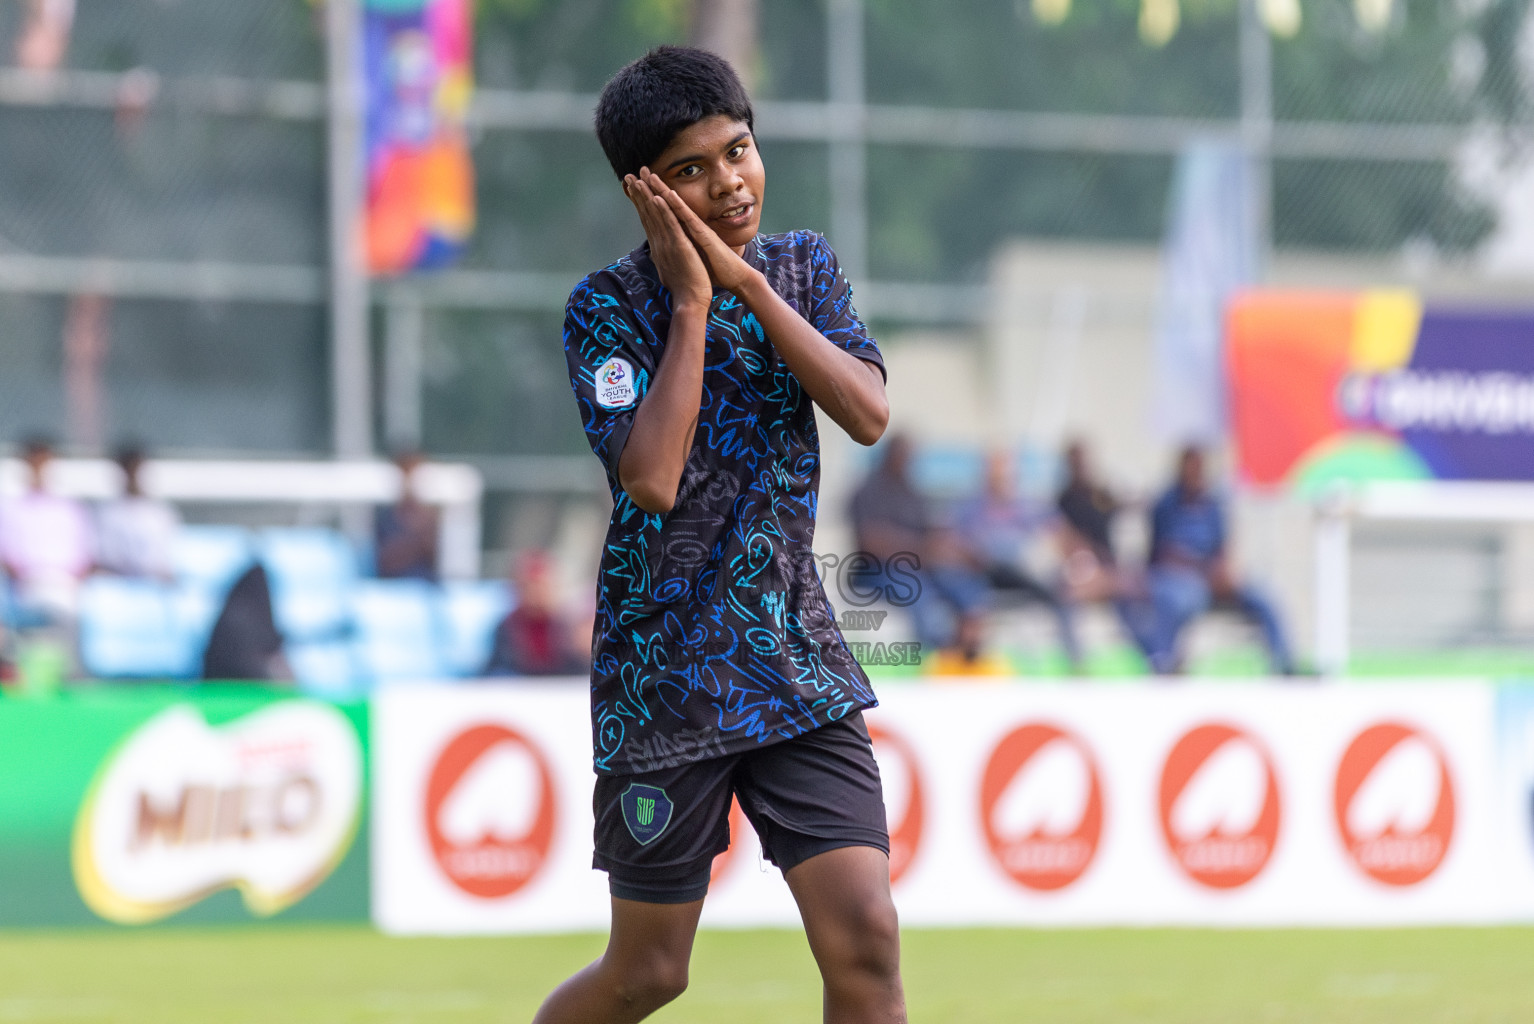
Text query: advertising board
372 681 1510 933
371 684 608 934
1226 291 1534 490
0 688 369 927
1493 683 1534 906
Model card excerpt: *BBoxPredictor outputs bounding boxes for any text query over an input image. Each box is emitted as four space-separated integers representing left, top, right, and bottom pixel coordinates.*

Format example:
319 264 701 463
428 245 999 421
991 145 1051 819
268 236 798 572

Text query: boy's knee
611 952 689 1012
826 896 901 981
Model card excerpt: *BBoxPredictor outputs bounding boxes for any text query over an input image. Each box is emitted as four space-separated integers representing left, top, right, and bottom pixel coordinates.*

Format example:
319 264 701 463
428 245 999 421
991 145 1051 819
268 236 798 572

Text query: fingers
626 170 710 301
662 188 711 241
631 172 687 237
625 174 691 261
639 170 694 227
624 173 664 237
639 171 727 260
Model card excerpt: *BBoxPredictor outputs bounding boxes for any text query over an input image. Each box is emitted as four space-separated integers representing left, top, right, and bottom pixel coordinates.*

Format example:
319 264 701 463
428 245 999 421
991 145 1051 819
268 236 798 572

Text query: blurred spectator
200 564 291 682
923 614 1015 677
1133 446 1295 675
94 443 179 581
14 0 74 72
374 449 440 581
0 581 14 686
0 435 93 625
953 449 1081 669
1055 439 1125 603
484 550 584 676
848 434 988 658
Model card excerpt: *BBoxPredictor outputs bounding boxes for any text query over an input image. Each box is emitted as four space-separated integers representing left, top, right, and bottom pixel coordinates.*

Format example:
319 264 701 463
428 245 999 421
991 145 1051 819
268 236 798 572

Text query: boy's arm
735 273 889 446
640 170 889 447
615 173 714 515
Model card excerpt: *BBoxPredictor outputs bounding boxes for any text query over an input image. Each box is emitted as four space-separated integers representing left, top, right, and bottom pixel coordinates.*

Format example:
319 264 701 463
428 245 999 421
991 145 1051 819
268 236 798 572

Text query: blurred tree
687 0 758 88
858 0 1530 279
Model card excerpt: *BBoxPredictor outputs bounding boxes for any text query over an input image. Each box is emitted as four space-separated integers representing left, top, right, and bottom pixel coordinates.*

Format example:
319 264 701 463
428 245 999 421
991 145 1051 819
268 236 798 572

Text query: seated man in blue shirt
953 448 1081 670
1138 446 1294 675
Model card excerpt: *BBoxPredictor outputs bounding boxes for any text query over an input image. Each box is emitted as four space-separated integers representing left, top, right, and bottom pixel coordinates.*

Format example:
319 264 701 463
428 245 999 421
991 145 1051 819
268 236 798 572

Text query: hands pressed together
623 168 758 309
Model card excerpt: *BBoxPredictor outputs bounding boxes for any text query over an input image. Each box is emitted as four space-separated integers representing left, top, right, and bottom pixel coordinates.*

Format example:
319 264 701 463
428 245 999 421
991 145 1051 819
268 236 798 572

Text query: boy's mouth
714 201 755 227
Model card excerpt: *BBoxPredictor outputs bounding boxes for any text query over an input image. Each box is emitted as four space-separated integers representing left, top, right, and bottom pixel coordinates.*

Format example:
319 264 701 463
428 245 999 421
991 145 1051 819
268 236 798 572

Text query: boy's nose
710 167 744 197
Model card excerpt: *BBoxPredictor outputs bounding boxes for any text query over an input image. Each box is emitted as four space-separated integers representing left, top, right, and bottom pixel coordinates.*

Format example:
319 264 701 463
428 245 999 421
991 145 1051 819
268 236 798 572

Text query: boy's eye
729 144 747 158
677 165 701 178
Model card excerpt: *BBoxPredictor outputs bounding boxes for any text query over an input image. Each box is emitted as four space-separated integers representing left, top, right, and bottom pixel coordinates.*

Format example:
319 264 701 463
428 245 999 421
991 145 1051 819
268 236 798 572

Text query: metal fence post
326 0 372 460
827 0 868 283
1314 492 1352 677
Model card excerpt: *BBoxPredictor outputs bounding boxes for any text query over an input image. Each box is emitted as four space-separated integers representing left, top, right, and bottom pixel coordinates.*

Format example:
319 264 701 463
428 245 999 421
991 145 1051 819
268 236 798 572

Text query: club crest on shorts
594 356 636 409
620 783 673 846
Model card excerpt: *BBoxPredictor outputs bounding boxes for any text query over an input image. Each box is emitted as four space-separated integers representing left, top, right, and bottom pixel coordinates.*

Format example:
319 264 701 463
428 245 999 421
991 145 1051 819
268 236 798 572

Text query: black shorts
591 712 890 904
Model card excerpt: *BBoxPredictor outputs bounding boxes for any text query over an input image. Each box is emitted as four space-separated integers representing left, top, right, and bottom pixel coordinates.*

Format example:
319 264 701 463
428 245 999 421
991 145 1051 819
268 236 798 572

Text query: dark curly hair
594 46 754 181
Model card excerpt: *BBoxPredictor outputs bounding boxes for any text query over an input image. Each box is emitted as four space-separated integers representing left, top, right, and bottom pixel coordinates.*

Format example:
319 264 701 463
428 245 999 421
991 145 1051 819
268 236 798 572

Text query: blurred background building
1 0 1532 686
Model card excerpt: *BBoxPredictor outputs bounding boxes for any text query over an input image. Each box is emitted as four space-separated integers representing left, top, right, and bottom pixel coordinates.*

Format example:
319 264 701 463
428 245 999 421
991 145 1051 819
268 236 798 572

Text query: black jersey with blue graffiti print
564 230 884 776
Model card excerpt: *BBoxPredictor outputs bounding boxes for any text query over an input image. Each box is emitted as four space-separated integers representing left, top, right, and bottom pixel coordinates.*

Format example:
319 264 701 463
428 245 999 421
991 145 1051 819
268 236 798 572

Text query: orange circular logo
424 724 556 899
980 723 1103 891
1158 723 1280 890
868 723 926 885
1334 722 1454 886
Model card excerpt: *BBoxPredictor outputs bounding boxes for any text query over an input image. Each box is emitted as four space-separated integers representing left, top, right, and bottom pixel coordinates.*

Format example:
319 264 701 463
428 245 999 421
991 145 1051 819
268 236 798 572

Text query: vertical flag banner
1153 140 1257 443
1227 292 1534 490
364 0 475 275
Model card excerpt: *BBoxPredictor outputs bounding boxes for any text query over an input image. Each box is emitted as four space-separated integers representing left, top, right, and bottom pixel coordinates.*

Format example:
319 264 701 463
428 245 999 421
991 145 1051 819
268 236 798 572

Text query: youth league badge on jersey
620 783 673 846
594 356 637 409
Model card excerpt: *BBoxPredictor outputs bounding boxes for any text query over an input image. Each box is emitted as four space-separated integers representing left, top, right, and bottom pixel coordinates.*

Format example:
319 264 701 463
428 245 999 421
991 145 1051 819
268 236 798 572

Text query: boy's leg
784 846 906 1024
1145 566 1210 673
546 755 737 1023
531 896 703 1024
733 714 906 1024
1225 584 1296 675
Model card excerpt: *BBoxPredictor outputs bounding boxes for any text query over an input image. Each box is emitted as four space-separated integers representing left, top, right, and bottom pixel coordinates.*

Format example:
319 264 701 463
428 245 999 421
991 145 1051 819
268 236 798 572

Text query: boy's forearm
734 271 889 446
617 302 709 514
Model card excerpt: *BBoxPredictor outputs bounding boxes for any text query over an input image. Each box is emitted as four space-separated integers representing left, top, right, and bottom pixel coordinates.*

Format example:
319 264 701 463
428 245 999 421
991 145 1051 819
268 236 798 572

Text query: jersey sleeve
806 232 886 381
564 273 653 493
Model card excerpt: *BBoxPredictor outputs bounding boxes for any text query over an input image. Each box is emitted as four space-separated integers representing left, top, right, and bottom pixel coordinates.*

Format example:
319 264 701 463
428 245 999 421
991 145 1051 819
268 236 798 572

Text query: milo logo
72 702 363 924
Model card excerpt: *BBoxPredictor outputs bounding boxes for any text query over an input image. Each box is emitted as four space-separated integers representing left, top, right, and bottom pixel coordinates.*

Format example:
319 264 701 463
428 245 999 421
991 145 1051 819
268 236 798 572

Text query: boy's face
646 115 764 253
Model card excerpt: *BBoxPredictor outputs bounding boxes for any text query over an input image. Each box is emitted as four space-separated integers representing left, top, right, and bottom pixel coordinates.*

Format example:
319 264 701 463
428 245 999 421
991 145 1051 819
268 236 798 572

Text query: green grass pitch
1 926 1531 1022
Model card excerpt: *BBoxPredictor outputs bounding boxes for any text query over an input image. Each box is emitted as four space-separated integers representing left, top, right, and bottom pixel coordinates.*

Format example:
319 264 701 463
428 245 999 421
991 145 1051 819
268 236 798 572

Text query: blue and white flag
1153 140 1258 443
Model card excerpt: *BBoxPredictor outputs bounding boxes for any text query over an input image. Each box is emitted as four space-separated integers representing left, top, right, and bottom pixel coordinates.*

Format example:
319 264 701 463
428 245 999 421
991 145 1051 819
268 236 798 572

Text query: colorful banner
364 0 475 275
372 681 1517 932
1227 291 1534 490
0 688 369 927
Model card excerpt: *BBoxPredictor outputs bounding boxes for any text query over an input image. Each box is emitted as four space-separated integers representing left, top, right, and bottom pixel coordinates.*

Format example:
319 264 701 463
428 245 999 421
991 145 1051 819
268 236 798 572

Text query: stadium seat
171 525 254 595
287 640 360 699
911 446 987 498
79 577 200 680
170 580 224 660
351 579 448 682
439 580 514 677
259 527 359 641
